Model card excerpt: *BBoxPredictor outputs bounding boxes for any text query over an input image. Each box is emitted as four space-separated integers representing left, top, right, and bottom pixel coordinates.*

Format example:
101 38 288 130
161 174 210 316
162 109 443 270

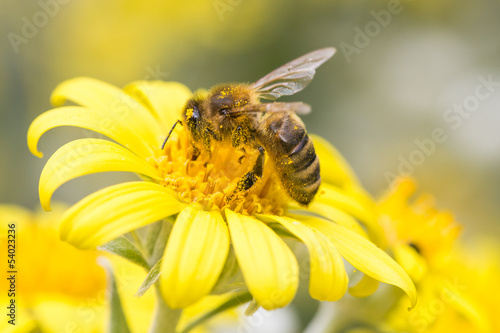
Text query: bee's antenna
161 119 183 150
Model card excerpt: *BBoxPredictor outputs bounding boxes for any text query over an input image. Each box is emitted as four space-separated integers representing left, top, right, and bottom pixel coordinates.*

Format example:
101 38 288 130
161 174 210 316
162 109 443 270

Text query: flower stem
149 286 182 333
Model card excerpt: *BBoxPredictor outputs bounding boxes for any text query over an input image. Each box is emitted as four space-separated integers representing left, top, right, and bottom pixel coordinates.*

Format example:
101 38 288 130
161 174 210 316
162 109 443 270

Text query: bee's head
181 98 203 143
180 84 254 145
206 84 252 120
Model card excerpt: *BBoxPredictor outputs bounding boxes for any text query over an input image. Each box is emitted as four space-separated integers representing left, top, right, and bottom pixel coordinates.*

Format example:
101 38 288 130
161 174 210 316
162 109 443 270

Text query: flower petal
261 215 348 302
315 184 376 228
124 81 192 131
313 183 385 244
225 210 298 310
160 206 229 308
51 77 163 149
348 274 380 297
310 134 360 188
39 138 161 211
393 244 427 282
303 202 368 237
302 217 417 308
27 106 154 159
60 182 185 249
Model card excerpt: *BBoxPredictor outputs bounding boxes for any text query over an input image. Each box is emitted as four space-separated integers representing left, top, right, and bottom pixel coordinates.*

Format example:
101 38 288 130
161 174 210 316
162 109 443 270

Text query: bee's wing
252 47 336 100
230 102 311 116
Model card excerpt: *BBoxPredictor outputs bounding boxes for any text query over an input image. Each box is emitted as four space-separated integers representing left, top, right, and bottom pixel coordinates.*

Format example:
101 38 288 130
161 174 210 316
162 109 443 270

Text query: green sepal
136 258 163 297
98 236 149 270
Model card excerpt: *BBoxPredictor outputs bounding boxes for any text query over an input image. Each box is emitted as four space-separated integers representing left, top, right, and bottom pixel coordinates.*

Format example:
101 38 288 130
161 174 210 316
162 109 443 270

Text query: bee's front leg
232 125 244 148
202 128 212 152
233 125 254 164
231 125 252 148
237 145 265 192
203 127 224 161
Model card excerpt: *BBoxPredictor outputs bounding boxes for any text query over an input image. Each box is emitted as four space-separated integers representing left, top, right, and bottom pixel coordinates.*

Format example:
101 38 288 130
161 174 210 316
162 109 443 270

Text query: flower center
152 130 286 216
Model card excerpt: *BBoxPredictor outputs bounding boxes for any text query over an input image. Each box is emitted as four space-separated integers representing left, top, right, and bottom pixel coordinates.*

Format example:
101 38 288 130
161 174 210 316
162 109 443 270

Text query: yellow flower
0 204 106 333
378 177 461 279
376 178 496 333
432 240 500 333
384 243 499 333
28 77 416 310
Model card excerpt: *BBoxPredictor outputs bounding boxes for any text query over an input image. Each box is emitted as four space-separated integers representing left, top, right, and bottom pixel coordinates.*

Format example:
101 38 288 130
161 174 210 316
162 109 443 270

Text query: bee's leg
232 125 244 148
191 145 200 160
203 127 223 162
202 128 212 152
238 148 246 164
237 146 265 192
233 126 251 164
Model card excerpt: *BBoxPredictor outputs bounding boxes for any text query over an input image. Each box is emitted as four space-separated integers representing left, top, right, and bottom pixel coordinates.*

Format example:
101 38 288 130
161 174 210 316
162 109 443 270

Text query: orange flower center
152 130 286 216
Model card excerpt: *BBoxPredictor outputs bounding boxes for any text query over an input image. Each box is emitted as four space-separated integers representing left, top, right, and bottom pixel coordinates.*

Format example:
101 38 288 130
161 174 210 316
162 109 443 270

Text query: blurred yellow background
1 0 499 241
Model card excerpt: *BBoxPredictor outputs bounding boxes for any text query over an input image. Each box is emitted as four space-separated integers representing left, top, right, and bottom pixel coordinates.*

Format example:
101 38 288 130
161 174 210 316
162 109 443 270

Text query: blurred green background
1 0 499 242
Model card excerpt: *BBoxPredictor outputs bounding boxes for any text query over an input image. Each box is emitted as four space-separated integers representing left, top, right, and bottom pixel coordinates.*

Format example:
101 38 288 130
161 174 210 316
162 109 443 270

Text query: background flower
0 204 106 333
377 179 500 333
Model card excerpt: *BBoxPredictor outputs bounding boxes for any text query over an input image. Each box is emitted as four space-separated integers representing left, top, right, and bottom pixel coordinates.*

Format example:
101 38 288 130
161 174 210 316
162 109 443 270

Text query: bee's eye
219 108 230 116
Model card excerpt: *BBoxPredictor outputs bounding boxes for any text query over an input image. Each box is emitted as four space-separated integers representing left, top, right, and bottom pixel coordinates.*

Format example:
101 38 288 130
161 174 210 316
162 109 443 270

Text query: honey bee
163 48 336 205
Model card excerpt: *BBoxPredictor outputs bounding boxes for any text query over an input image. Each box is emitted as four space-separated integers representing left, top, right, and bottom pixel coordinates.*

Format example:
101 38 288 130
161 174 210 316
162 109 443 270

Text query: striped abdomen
257 112 321 205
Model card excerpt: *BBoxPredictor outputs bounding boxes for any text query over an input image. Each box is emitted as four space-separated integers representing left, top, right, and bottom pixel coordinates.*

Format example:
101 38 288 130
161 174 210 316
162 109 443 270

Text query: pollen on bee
154 128 286 216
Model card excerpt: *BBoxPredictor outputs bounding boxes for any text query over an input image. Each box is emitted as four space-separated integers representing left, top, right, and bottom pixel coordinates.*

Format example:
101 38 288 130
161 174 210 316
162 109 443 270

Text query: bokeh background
1 2 499 329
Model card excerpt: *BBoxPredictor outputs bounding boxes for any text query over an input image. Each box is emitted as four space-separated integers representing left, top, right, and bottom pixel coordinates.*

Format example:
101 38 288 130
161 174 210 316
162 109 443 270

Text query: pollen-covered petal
60 182 185 249
310 134 360 188
160 206 229 308
124 81 192 131
261 215 348 302
302 217 417 309
39 138 162 211
51 77 163 148
27 106 154 159
225 210 298 310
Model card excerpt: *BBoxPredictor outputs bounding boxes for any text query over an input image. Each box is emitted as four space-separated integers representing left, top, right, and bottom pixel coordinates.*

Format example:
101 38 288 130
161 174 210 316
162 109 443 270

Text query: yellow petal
439 279 491 333
51 77 163 149
160 206 229 308
393 244 427 282
225 210 298 310
310 134 360 188
302 217 417 308
303 202 368 237
261 215 348 302
60 182 185 249
39 138 161 211
315 183 376 229
27 106 154 159
348 274 380 297
124 81 192 131
314 183 385 245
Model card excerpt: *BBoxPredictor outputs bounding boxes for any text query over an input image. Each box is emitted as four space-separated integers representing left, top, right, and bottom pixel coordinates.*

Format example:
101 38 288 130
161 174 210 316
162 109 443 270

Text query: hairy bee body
255 112 320 205
180 84 320 205
164 48 336 205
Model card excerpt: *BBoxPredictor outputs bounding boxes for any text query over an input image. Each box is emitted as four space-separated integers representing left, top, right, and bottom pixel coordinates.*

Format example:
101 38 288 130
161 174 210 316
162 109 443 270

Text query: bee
163 48 336 205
